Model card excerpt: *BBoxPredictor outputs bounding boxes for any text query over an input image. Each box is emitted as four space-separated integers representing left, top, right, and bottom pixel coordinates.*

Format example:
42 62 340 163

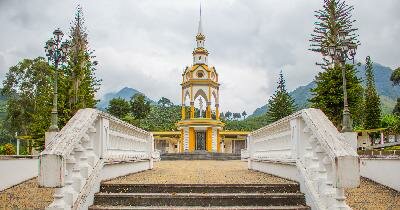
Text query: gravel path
0 178 54 210
105 160 295 184
346 177 400 210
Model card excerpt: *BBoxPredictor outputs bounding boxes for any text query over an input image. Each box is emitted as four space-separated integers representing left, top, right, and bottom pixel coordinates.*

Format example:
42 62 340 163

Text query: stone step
92 192 307 207
90 205 310 210
99 183 301 194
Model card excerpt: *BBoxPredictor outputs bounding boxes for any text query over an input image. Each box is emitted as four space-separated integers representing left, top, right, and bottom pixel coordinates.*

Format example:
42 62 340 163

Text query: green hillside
251 63 400 117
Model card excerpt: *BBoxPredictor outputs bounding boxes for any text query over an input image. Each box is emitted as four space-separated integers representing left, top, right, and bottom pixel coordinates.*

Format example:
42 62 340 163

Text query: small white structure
360 156 400 192
39 108 158 210
246 108 360 210
0 156 38 191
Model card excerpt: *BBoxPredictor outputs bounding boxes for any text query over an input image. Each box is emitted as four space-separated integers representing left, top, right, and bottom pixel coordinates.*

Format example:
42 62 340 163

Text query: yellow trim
181 80 220 88
152 131 181 136
220 131 250 135
177 119 225 127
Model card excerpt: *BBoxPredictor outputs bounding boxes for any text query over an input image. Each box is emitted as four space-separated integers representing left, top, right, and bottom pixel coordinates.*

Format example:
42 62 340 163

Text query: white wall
360 157 400 192
0 156 38 191
249 160 298 182
100 160 151 181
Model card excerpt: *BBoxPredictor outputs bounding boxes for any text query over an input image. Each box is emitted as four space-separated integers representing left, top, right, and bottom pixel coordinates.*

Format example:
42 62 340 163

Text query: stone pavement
105 160 294 184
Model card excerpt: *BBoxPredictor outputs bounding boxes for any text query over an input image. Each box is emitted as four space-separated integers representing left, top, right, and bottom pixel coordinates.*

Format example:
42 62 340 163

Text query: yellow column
190 102 195 119
181 106 186 120
189 127 195 152
206 104 211 118
216 104 220 120
180 130 184 152
217 130 221 152
206 127 212 152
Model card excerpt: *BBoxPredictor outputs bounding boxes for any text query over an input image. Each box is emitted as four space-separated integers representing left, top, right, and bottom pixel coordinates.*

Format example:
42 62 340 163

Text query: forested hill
97 87 154 110
251 63 400 117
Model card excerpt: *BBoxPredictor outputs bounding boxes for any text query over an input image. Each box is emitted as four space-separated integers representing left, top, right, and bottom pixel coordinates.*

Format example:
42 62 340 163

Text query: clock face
197 70 204 78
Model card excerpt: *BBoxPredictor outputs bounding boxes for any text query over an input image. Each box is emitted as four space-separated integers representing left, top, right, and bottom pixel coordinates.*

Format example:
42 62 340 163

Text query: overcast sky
0 0 399 114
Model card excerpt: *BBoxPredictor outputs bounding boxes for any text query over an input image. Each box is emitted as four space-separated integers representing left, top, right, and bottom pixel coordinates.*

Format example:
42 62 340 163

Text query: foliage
224 111 232 120
1 57 53 138
381 114 400 134
309 0 360 69
363 56 381 129
390 67 400 86
106 97 131 119
224 114 271 131
242 111 247 119
130 93 151 120
137 105 181 131
158 97 173 107
3 143 15 155
63 5 100 122
309 64 364 129
393 98 400 116
266 72 296 123
232 112 241 120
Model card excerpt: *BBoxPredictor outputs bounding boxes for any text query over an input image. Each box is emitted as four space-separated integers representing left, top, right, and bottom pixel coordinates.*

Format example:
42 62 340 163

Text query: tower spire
198 3 203 35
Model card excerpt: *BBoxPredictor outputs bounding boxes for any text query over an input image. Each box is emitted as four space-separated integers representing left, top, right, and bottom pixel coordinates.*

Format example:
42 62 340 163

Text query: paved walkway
106 160 294 184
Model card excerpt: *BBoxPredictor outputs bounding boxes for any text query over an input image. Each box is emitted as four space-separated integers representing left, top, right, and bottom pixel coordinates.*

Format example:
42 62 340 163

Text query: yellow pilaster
189 127 195 152
217 130 221 152
216 105 220 120
180 130 184 152
206 105 211 118
206 127 212 151
190 104 195 119
181 106 186 120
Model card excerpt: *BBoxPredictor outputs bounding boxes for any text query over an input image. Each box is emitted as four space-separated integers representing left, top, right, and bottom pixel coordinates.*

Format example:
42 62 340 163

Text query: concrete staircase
161 151 241 160
89 183 309 209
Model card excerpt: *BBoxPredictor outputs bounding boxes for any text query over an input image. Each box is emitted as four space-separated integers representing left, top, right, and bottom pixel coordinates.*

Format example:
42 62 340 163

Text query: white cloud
0 0 399 114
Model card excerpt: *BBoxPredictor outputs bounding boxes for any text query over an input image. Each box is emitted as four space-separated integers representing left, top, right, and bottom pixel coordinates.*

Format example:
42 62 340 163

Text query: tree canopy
266 71 296 123
363 56 381 129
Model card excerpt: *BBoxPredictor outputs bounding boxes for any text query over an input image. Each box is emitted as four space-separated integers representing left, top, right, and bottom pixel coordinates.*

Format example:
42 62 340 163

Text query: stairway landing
104 160 295 185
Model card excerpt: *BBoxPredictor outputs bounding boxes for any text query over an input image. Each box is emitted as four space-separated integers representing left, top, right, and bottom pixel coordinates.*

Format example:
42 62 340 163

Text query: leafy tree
242 111 247 119
363 56 381 129
130 93 151 120
266 71 296 123
232 112 241 120
381 114 400 134
1 57 53 138
393 98 400 116
225 111 232 120
390 67 400 86
310 64 364 128
106 97 131 119
391 67 400 115
63 5 100 121
158 97 173 107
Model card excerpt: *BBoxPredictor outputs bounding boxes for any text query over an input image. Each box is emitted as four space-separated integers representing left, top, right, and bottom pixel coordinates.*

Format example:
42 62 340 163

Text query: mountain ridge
250 62 400 117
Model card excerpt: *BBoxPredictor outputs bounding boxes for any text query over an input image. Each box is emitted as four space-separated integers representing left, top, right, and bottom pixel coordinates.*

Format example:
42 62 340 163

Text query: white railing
38 108 155 210
248 108 359 210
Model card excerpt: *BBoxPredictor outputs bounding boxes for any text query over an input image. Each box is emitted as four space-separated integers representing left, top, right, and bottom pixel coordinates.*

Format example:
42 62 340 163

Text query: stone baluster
63 151 77 207
314 143 327 197
47 188 67 210
76 142 91 179
335 188 349 209
72 147 84 194
322 155 335 207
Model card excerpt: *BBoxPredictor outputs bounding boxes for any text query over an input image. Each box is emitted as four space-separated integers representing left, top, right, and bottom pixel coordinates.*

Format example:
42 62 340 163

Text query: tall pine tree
266 71 296 123
61 5 101 124
363 56 381 129
309 65 364 128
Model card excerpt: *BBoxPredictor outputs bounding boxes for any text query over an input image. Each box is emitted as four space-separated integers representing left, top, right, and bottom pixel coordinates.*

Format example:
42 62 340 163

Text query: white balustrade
247 108 359 210
38 108 155 210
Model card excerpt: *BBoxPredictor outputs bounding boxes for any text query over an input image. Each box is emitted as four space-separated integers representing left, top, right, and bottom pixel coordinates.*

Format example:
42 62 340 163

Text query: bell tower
176 6 224 153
